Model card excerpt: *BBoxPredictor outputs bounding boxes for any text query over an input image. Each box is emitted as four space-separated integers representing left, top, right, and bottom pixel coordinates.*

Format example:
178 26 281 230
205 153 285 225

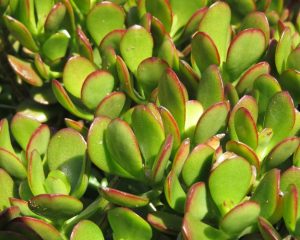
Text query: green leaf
251 169 281 223
279 69 300 104
44 170 71 195
258 217 282 240
185 182 209 220
236 62 270 94
241 12 270 47
136 57 168 99
63 56 97 98
9 198 40 219
147 211 182 235
52 80 93 121
3 15 38 52
44 2 66 33
158 68 186 132
209 156 252 215
224 29 266 80
108 208 152 240
73 0 90 14
71 220 104 240
120 25 153 74
281 167 300 193
145 0 172 32
182 144 214 187
264 91 295 149
132 105 164 169
7 55 43 87
264 137 299 171
47 128 87 195
275 28 292 74
100 187 149 208
198 1 231 62
182 214 228 240
151 135 173 184
42 31 70 62
171 138 190 175
0 119 14 153
95 92 126 118
184 100 203 138
197 65 224 109
34 0 53 28
164 171 186 213
11 113 41 150
220 201 260 237
0 148 26 179
105 118 144 181
81 70 115 110
76 27 93 61
194 101 229 144
192 32 220 74
0 169 14 211
283 184 298 234
29 194 83 220
12 217 63 240
287 47 300 71
87 2 125 44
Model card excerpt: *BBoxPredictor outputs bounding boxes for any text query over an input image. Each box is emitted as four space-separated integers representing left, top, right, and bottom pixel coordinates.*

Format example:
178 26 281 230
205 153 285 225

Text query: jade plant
0 0 299 239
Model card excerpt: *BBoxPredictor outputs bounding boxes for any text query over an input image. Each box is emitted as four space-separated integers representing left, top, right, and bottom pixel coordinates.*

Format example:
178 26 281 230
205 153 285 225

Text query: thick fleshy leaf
158 68 186 132
76 27 93 61
52 80 93 121
108 208 152 240
145 0 172 32
47 128 87 194
81 70 115 110
64 119 87 136
233 107 258 149
73 0 90 14
185 182 209 220
172 139 190 176
70 220 104 240
3 15 38 52
9 198 40 219
258 217 282 240
281 167 300 193
44 2 66 33
264 137 299 171
236 62 270 94
0 169 14 211
95 92 126 118
226 141 260 173
170 0 206 36
198 1 231 62
136 57 168 99
275 28 292 74
29 194 83 220
26 124 50 161
226 0 255 16
287 47 300 71
251 169 281 223
132 105 164 168
209 156 252 215
7 55 43 87
87 2 125 44
87 117 131 178
164 171 186 213
220 201 260 237
63 56 97 98
120 25 153 74
182 144 214 187
0 148 26 179
106 118 144 180
11 217 62 240
182 214 228 240
283 184 298 234
11 114 41 150
44 170 71 195
192 32 220 73
224 29 266 80
263 91 295 149
194 101 229 144
197 65 224 109
34 0 53 28
0 206 19 228
100 187 149 208
151 135 173 184
279 69 300 104
147 211 181 235
241 12 270 47
159 107 181 152
184 100 203 139
0 119 14 153
42 31 70 62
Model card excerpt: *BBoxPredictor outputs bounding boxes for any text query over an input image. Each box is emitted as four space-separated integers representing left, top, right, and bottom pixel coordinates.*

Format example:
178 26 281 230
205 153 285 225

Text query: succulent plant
0 0 299 239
